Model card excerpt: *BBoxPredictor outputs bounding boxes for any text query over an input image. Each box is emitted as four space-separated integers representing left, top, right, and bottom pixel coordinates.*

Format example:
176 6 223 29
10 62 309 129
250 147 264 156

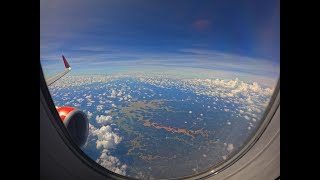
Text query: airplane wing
46 55 71 86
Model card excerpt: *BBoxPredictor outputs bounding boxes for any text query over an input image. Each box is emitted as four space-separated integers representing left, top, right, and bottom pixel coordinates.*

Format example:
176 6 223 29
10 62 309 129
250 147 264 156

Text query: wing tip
62 55 71 69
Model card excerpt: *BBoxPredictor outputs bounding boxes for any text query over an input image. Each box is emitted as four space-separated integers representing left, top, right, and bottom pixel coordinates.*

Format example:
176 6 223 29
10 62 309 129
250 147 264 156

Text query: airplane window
41 0 279 179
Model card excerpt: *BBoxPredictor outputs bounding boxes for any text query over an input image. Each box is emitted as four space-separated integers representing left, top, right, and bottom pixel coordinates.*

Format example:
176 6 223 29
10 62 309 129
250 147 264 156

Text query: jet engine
56 107 89 147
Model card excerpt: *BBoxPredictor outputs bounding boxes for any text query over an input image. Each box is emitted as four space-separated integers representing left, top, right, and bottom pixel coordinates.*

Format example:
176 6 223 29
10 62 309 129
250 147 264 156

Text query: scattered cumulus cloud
105 110 112 114
77 98 84 103
90 125 122 149
96 115 112 124
222 156 227 160
227 144 234 152
109 89 117 98
96 105 103 111
96 149 127 176
87 111 93 119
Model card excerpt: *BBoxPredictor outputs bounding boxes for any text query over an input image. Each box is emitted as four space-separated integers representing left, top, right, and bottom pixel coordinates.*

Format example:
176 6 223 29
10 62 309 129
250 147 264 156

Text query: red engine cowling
57 106 89 147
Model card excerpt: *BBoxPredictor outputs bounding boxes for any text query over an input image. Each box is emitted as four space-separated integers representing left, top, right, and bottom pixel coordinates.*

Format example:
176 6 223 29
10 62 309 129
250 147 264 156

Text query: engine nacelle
56 106 89 147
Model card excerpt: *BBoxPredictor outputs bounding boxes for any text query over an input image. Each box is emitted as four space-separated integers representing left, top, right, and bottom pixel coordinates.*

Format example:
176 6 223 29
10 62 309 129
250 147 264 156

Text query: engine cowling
56 106 89 147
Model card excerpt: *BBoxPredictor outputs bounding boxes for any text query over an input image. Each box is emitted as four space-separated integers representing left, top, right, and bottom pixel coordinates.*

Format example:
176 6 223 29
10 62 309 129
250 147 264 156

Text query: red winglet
62 55 70 68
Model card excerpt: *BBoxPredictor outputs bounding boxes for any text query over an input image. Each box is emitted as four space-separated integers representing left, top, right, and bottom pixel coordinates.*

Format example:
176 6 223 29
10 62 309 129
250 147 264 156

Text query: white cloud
96 105 103 111
255 108 262 113
96 149 127 176
77 98 84 103
96 115 112 124
73 103 80 107
87 111 93 119
89 122 127 175
109 89 116 98
88 123 97 137
222 156 227 160
65 101 71 105
249 82 262 92
105 110 112 114
90 125 122 150
246 97 254 104
227 143 234 152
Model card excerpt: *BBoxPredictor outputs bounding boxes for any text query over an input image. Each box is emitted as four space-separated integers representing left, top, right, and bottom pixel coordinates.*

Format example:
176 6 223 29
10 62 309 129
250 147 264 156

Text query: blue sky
41 0 279 86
